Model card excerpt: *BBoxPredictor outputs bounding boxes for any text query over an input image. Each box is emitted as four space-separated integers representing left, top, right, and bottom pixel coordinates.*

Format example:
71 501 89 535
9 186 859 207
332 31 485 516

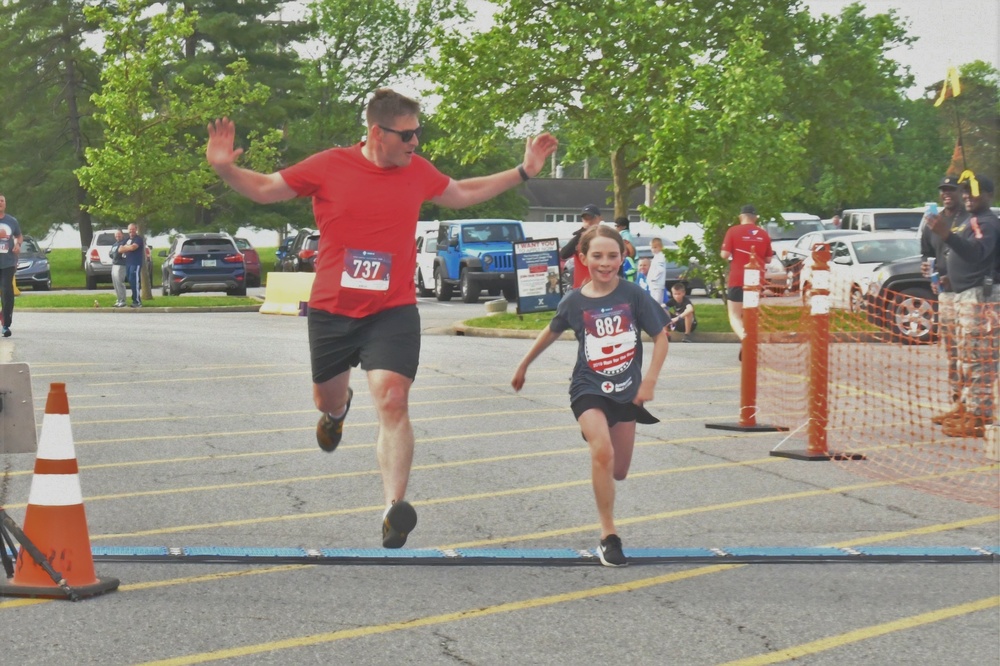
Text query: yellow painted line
135 564 740 666
1 432 774 507
828 515 1000 548
718 596 1000 666
89 371 310 386
0 424 747 478
0 565 311 610
438 467 999 550
86 462 996 542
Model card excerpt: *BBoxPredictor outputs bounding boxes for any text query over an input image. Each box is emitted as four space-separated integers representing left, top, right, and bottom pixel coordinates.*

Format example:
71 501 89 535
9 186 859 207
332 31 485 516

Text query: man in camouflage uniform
922 176 969 424
926 176 999 438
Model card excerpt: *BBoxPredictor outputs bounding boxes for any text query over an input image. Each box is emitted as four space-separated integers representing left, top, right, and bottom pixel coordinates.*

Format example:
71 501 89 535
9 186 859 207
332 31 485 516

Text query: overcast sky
467 0 999 97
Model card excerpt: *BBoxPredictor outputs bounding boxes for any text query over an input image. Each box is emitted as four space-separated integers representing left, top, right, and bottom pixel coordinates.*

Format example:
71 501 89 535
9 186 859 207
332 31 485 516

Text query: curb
21 306 262 314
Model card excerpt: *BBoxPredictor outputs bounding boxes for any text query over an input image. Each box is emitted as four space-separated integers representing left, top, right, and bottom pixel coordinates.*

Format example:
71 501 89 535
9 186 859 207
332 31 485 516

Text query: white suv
83 229 120 290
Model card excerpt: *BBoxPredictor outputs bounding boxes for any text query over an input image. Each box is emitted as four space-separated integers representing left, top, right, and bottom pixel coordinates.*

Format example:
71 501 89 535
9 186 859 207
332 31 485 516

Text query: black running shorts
726 286 744 303
571 394 659 427
308 304 420 384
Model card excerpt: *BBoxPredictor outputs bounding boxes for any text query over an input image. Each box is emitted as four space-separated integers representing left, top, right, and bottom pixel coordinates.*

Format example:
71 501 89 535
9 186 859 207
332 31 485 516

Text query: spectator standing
119 223 145 308
636 257 651 294
921 176 968 425
511 225 669 566
560 204 603 288
110 229 128 308
926 176 1000 438
647 237 668 305
720 204 773 344
665 282 697 341
0 193 23 338
206 88 558 547
614 217 637 280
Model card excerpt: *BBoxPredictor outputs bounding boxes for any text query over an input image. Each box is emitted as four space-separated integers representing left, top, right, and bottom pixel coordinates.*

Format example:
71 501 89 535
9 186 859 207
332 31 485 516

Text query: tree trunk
59 29 94 267
610 146 630 221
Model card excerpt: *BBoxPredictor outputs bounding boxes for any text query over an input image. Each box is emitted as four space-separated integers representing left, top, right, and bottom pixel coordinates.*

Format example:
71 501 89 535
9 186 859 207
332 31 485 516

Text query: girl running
511 225 669 566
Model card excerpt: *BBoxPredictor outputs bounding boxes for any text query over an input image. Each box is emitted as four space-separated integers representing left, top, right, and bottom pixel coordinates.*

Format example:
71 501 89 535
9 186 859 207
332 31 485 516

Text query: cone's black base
770 450 866 461
0 576 120 600
705 422 788 433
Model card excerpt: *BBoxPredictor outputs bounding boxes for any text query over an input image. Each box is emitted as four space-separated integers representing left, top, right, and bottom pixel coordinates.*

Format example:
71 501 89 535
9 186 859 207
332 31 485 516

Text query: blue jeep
433 219 525 303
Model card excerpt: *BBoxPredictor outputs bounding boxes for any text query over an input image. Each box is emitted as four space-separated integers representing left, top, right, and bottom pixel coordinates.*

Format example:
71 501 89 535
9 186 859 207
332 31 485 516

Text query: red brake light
173 255 195 265
299 249 316 260
223 254 243 264
89 248 101 261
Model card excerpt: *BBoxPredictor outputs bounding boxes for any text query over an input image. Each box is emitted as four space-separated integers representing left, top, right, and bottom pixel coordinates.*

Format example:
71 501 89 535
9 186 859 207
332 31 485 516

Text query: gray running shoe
316 388 352 452
382 500 418 549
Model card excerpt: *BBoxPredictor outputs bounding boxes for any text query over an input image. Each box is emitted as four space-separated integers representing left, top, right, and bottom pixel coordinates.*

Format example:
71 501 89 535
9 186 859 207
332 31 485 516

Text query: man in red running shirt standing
206 89 558 548
720 204 773 344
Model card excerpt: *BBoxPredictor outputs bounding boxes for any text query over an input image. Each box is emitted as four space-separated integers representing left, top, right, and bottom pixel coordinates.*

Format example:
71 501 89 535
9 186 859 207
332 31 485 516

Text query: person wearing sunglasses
206 88 557 549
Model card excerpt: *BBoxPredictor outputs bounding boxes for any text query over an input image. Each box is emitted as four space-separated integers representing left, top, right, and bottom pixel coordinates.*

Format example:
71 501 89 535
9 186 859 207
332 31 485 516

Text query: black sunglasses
378 125 423 142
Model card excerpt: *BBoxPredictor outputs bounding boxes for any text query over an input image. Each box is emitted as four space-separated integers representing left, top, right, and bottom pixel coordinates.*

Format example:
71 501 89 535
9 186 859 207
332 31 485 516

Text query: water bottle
924 202 938 223
928 257 939 294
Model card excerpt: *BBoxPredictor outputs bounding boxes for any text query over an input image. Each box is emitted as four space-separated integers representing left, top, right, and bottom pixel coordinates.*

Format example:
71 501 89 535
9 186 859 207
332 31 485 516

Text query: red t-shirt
721 223 772 288
280 144 450 317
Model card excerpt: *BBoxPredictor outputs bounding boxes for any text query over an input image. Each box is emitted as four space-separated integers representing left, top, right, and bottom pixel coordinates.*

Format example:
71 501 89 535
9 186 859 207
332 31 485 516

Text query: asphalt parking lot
0 306 996 665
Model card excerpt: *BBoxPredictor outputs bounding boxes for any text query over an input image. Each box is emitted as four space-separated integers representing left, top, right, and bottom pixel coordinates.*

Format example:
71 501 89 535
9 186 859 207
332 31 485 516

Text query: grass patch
41 245 280 290
465 303 880 334
16 293 259 308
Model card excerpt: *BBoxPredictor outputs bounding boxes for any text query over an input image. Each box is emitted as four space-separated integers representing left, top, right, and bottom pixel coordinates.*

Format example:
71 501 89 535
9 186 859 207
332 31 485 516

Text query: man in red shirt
720 204 773 344
206 89 557 548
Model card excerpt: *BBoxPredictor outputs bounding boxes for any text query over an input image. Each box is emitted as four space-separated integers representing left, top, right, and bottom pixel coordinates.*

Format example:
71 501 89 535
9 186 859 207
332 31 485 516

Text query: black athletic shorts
308 304 420 384
727 286 744 303
672 319 697 333
571 394 659 427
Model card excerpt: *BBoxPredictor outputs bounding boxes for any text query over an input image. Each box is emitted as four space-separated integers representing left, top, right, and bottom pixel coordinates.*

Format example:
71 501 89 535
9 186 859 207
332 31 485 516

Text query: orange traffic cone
0 383 118 600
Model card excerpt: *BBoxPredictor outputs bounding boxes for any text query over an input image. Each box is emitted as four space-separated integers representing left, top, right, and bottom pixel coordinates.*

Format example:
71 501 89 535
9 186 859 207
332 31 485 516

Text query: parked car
233 237 261 288
840 208 923 234
281 229 320 272
433 219 524 302
15 235 51 290
865 255 937 344
274 235 295 271
159 232 246 296
414 230 437 296
782 229 861 292
83 229 119 289
762 214 825 295
799 231 921 312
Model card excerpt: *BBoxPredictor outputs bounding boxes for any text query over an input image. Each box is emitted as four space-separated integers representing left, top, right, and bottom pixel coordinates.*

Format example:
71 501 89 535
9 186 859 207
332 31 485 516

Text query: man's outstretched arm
431 133 558 209
207 118 296 204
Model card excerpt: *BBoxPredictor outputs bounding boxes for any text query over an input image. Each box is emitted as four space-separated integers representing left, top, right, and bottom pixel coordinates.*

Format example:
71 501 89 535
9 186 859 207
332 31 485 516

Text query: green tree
164 0 315 235
0 0 103 247
291 0 468 151
76 0 276 299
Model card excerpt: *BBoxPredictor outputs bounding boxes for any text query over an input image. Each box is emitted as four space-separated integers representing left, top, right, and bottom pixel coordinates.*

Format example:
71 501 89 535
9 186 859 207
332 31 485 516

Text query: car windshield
851 238 921 264
183 239 234 252
234 238 251 250
305 236 320 251
21 239 41 253
461 224 524 243
766 220 824 240
95 232 118 244
874 212 923 230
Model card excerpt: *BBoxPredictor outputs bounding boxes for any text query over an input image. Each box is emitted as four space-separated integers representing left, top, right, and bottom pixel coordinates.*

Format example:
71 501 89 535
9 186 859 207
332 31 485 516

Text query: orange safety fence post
771 244 863 461
707 252 784 433
0 383 119 600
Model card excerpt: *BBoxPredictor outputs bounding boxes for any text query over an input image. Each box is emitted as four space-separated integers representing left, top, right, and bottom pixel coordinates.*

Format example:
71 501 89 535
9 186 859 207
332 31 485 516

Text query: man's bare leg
367 368 415 505
726 300 745 340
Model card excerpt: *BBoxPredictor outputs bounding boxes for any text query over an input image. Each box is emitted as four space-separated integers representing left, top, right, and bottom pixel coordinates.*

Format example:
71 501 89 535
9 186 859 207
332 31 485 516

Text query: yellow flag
958 170 979 197
934 66 962 107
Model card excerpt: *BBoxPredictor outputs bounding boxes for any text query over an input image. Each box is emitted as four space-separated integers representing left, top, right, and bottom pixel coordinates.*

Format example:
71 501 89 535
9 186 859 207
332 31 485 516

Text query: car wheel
227 286 248 296
36 280 51 291
849 287 864 314
460 268 480 303
85 274 97 290
501 286 517 301
416 270 433 297
161 280 168 297
891 287 936 344
434 267 453 301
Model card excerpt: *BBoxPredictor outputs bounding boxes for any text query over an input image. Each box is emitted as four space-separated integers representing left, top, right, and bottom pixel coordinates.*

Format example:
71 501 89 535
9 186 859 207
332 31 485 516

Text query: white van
840 208 923 234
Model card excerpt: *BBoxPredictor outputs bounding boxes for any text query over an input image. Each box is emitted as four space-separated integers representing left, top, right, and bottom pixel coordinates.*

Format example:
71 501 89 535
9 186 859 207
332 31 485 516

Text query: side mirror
832 256 851 265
